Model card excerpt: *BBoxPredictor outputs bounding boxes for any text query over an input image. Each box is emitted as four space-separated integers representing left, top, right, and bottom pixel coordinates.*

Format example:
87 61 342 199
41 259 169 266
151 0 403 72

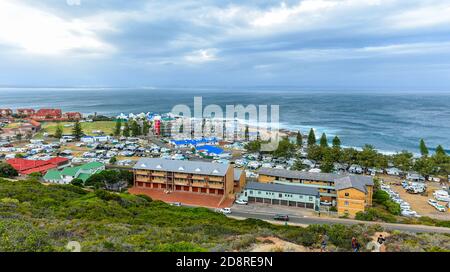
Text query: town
0 107 449 228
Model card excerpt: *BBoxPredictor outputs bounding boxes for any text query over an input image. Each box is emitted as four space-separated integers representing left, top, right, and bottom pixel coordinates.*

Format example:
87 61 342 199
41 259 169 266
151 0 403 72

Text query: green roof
43 170 62 181
77 173 92 182
45 162 105 182
61 166 81 177
80 162 104 170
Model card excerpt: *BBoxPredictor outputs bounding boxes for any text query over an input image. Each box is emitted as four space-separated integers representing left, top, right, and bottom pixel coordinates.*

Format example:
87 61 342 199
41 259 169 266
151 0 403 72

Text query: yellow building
258 168 374 216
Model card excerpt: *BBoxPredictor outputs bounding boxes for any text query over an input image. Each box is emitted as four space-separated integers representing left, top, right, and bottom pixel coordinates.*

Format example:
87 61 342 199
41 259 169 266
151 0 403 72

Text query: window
249 190 253 195
344 201 349 206
309 196 313 201
345 192 350 197
279 193 282 198
258 191 261 195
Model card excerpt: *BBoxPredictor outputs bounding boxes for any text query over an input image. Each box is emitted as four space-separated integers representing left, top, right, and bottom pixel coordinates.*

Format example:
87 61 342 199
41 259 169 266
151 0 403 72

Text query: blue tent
195 145 223 155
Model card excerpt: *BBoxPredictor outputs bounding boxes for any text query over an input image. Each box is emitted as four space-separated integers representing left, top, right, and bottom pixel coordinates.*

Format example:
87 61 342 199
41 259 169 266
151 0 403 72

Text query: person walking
320 234 328 252
351 237 360 252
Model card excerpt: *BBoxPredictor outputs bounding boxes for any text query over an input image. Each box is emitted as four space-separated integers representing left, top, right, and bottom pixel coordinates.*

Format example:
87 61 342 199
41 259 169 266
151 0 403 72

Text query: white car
428 199 439 207
433 190 450 202
235 199 248 205
400 203 411 210
434 204 447 212
219 208 232 214
401 210 419 217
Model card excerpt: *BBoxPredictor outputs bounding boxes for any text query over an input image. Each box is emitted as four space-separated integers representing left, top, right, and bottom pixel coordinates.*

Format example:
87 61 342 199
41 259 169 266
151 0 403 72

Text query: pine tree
296 131 302 147
123 122 130 137
143 121 150 135
72 121 83 140
55 124 63 139
307 128 316 146
131 121 141 137
419 139 429 157
245 125 249 141
320 133 328 148
332 136 341 149
114 121 122 136
435 145 446 156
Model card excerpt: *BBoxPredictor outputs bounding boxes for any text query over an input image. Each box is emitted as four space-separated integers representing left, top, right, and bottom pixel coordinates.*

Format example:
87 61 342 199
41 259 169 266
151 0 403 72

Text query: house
0 109 13 117
6 157 70 175
241 182 320 211
32 109 63 121
43 162 105 184
257 168 374 217
63 112 82 121
133 158 235 197
17 109 36 117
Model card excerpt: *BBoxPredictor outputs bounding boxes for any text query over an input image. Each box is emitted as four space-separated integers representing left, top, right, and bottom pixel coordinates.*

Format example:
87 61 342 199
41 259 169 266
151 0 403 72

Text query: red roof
6 157 69 175
34 109 62 117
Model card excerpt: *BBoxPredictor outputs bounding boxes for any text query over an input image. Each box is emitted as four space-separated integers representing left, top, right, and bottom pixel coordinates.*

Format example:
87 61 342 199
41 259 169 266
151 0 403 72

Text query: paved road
229 210 450 234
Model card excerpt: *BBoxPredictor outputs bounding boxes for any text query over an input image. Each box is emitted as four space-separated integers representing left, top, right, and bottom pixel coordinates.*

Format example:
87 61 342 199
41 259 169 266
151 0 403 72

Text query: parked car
434 204 447 212
273 214 289 221
170 202 182 207
401 210 420 217
235 199 248 205
219 208 232 214
428 199 439 207
433 190 450 202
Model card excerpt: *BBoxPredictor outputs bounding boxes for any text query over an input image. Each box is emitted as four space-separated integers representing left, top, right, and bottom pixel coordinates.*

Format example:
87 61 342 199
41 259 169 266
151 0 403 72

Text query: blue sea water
0 87 449 154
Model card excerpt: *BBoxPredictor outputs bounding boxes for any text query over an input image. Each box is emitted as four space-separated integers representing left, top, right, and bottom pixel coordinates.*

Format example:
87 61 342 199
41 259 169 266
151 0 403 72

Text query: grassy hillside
0 179 449 252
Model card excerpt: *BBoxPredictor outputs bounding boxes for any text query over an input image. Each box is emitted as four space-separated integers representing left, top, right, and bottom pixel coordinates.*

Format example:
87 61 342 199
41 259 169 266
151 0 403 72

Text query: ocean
1 87 449 154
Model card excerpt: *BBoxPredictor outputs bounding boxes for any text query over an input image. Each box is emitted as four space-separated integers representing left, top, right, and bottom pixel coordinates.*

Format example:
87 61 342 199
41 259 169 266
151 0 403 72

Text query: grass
34 121 116 138
0 178 388 252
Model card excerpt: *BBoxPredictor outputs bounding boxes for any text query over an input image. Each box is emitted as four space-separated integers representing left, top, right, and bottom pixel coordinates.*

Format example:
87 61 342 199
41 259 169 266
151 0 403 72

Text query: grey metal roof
258 168 340 182
258 168 374 192
234 169 243 181
334 175 374 193
133 158 230 176
245 182 319 196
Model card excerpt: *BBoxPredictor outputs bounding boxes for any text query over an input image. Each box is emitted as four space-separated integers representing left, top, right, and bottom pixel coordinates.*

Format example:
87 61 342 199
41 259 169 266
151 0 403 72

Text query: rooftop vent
178 166 185 171
195 168 201 172
140 164 146 168
156 164 162 169
212 169 219 174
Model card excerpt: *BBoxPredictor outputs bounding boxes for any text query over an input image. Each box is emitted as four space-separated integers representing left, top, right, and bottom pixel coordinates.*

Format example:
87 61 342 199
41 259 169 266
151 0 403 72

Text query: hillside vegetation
0 179 449 252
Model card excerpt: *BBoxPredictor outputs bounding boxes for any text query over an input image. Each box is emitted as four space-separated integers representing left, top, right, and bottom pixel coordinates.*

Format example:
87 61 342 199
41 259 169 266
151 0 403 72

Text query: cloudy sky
0 0 450 90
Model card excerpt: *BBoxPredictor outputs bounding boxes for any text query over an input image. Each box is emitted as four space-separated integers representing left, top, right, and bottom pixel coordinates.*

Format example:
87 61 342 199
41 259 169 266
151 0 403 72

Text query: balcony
135 170 149 176
191 181 207 187
152 177 167 183
152 171 166 177
208 182 224 189
174 179 189 186
192 175 206 181
209 176 224 182
135 176 150 183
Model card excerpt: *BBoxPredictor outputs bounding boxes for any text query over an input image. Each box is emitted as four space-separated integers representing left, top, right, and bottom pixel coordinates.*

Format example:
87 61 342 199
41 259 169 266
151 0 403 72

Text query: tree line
245 128 449 177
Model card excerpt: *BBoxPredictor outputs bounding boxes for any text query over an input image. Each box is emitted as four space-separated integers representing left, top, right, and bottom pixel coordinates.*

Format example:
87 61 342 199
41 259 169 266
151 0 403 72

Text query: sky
0 0 450 90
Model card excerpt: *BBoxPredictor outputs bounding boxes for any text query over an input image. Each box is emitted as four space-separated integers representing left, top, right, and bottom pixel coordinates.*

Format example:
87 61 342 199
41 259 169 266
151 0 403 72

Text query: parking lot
381 176 450 220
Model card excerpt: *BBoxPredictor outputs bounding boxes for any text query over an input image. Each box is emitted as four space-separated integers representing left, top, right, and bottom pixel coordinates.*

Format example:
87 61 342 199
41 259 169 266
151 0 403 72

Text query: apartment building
133 158 235 197
258 168 373 216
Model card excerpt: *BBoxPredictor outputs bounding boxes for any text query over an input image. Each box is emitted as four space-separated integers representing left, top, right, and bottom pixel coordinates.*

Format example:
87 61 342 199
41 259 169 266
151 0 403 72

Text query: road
228 209 450 234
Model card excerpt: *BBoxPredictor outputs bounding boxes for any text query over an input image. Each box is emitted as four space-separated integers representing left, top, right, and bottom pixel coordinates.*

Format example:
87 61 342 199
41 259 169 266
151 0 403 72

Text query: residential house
32 109 63 121
63 112 82 121
43 162 105 184
6 157 70 175
0 109 13 117
17 109 36 117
